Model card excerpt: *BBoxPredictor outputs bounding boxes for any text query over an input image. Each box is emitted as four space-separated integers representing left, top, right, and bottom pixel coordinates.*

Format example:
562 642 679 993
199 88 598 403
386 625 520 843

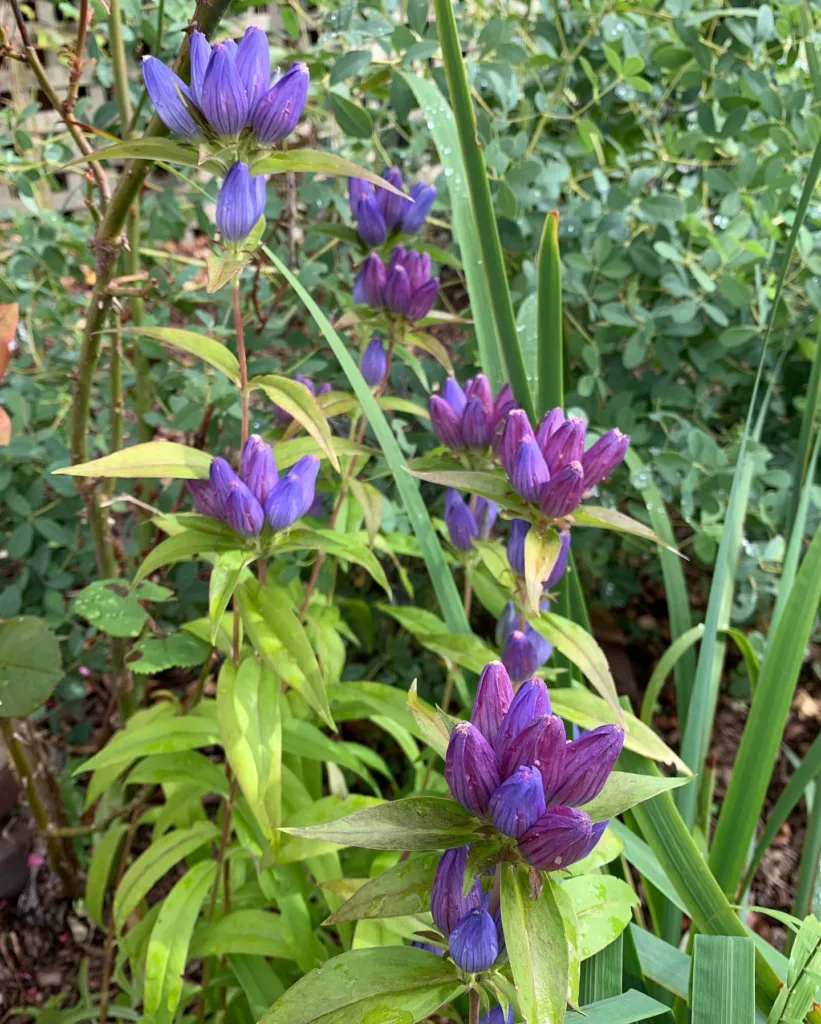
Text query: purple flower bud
384 265 411 315
222 39 238 58
377 166 408 228
355 193 388 247
547 724 625 807
199 43 250 136
494 676 550 757
471 661 514 748
216 162 266 242
492 383 517 429
209 457 238 508
462 397 493 449
186 478 221 518
223 480 265 536
252 62 310 144
490 765 547 837
465 374 493 414
442 377 467 417
500 410 532 477
448 907 499 973
142 57 198 137
582 428 630 489
535 407 565 452
188 30 211 105
507 519 529 576
541 416 586 475
294 374 316 396
502 631 540 685
578 820 608 861
404 250 432 292
518 806 594 871
475 498 497 539
353 253 387 308
445 489 478 551
498 713 565 785
479 1006 514 1024
360 336 387 387
264 454 320 530
539 461 584 518
445 721 501 816
240 434 278 505
234 26 270 112
510 437 550 502
401 181 437 234
429 395 464 450
495 602 518 651
406 278 439 321
387 244 407 272
544 531 570 589
524 624 553 675
317 382 333 395
431 845 481 936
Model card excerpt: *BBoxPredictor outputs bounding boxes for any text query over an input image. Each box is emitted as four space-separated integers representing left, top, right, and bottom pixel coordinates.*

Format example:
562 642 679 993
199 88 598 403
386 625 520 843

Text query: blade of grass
580 935 624 1004
795 792 821 919
785 319 821 541
691 936 755 1024
640 624 705 726
537 209 563 417
431 0 536 423
262 246 469 636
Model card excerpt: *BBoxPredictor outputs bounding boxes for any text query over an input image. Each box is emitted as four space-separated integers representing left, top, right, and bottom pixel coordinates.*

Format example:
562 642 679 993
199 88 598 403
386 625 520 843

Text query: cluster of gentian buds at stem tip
354 247 439 322
186 435 319 537
429 375 516 452
348 170 436 247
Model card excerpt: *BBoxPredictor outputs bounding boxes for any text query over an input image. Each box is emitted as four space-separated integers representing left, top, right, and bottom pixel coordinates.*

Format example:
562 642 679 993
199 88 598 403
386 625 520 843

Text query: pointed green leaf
581 772 692 823
249 374 339 470
53 441 212 479
125 326 240 382
249 151 405 200
323 852 439 924
0 615 63 717
524 527 561 613
530 612 621 715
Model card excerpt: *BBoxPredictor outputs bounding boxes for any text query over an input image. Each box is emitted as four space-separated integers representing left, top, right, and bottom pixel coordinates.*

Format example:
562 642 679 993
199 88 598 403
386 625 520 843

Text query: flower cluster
429 376 516 453
445 663 623 870
187 435 319 536
354 247 439 322
444 489 498 551
501 408 629 518
142 28 309 145
431 845 505 974
348 170 436 247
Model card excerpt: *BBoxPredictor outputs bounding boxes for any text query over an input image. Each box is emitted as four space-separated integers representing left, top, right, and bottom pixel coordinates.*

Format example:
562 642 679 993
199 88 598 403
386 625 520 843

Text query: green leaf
76 716 220 776
236 579 334 729
281 527 390 596
144 859 217 1024
190 909 292 960
125 751 229 797
275 436 374 471
323 852 439 924
692 935 755 1024
407 681 450 758
574 506 679 553
209 550 252 643
62 138 200 169
580 771 692 823
530 612 621 714
205 251 249 293
640 624 704 725
281 796 478 850
560 876 638 961
54 441 212 479
330 50 373 84
501 864 568 1024
537 209 563 415
0 615 63 717
113 822 218 932
249 374 339 471
565 991 674 1022
124 326 240 383
229 955 285 1021
329 93 373 137
259 946 462 1024
73 580 148 638
85 823 128 929
524 526 561 613
133 530 241 585
127 632 209 674
249 153 404 200
407 463 522 509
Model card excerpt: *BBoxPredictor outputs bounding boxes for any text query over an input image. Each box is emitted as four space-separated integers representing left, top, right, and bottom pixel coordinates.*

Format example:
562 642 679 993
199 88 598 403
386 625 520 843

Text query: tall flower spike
518 806 594 871
448 907 499 974
445 721 501 816
401 181 437 234
539 461 584 518
240 434 278 506
547 724 625 807
498 713 566 785
494 676 550 757
581 428 630 489
199 43 250 137
431 846 481 936
360 336 387 387
444 489 478 552
216 163 266 242
471 661 514 749
510 436 550 502
142 57 198 137
490 765 547 837
252 62 310 144
234 26 270 112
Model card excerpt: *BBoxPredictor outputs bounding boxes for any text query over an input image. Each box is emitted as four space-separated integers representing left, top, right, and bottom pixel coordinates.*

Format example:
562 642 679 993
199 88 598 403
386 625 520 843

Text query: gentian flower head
348 168 436 246
429 374 515 453
353 246 439 322
216 162 266 243
265 454 321 530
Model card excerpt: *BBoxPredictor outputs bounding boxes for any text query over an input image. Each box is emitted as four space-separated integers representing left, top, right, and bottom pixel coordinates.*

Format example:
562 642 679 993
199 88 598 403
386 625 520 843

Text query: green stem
109 0 132 130
468 989 480 1024
107 312 123 498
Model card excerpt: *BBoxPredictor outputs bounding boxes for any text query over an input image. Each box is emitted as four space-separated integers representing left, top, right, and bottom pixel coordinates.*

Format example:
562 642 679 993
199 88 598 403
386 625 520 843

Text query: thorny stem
469 989 481 1024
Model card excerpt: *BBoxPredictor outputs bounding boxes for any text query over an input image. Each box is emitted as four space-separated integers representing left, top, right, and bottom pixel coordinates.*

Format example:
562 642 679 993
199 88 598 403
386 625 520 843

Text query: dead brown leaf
0 303 19 382
0 406 11 446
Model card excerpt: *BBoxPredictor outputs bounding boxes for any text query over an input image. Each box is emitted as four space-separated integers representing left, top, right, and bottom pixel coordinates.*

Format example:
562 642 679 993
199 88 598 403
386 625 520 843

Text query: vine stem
469 989 481 1024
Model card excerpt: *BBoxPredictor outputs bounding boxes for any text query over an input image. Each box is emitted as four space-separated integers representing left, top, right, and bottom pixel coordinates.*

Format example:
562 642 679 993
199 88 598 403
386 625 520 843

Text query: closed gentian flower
465 374 493 413
240 435 278 506
545 531 571 589
188 31 212 106
234 25 270 111
475 497 497 539
401 181 437 234
445 489 478 551
217 162 266 242
384 265 411 316
448 907 498 973
462 397 493 448
210 457 239 508
472 662 514 748
445 721 501 816
479 1007 514 1024
223 477 265 536
381 247 439 320
511 437 550 502
492 383 517 429
442 377 467 417
495 602 519 651
579 820 609 861
353 252 387 307
518 806 594 871
429 396 463 450
539 461 584 518
142 57 198 137
582 428 630 489
349 180 387 247
498 713 566 786
431 845 481 936
541 416 586 475
502 630 541 685
199 43 250 137
252 62 310 144
500 410 532 477
377 166 408 229
186 478 222 518
547 724 625 807
490 765 547 837
360 336 387 386
494 676 550 757
535 407 565 452
507 519 530 576
264 454 320 530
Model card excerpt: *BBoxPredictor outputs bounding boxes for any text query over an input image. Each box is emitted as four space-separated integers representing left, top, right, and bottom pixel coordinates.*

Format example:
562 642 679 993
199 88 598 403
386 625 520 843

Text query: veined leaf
574 506 680 554
691 935 755 1024
249 374 339 470
209 550 253 642
190 909 292 960
274 436 374 470
524 527 561 613
580 772 691 823
530 612 621 715
124 326 240 383
323 852 439 924
133 529 241 585
85 824 128 929
560 875 637 962
75 716 220 776
54 441 212 479
249 151 408 198
62 137 201 169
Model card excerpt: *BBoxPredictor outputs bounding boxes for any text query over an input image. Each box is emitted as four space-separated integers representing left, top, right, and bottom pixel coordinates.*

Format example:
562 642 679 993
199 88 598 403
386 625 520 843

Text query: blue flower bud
462 397 493 448
377 166 408 228
360 336 387 387
199 43 250 137
518 806 594 871
186 478 221 518
449 907 499 973
406 278 439 321
475 498 497 539
502 630 539 685
479 1006 514 1024
541 416 586 476
142 57 198 137
494 676 550 757
429 396 464 450
234 26 270 112
544 531 570 589
445 489 478 551
441 377 467 417
492 383 517 429
223 479 265 536
240 434 278 506
355 192 388 247
507 519 530 576
547 724 624 808
384 265 412 315
524 624 553 676
490 765 547 837
209 457 238 509
539 460 584 518
510 437 550 502
471 661 514 749
581 428 630 489
578 820 608 861
188 30 211 105
404 250 432 292
401 181 437 234
445 721 501 816
294 374 316 396
535 407 565 452
431 845 481 936
411 940 444 955
495 602 518 651
499 409 532 477
353 253 387 308
264 454 320 530
216 162 266 242
498 712 565 785
252 62 310 144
